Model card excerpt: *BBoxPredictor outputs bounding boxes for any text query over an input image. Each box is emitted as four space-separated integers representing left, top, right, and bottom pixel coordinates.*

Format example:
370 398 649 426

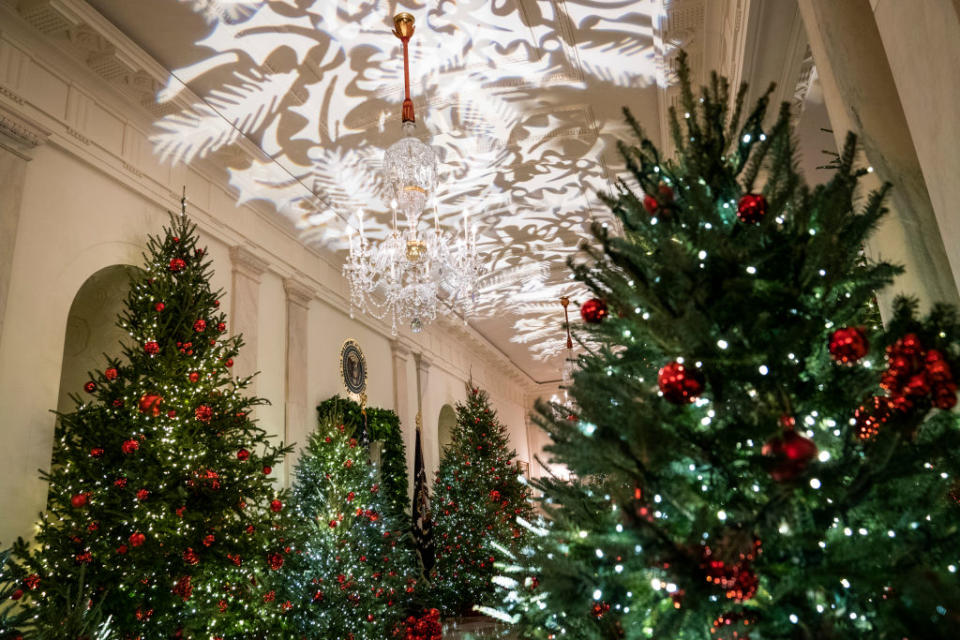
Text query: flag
412 414 435 573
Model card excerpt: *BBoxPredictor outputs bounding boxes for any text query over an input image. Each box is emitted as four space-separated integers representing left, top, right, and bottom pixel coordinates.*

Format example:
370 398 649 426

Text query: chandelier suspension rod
393 13 416 123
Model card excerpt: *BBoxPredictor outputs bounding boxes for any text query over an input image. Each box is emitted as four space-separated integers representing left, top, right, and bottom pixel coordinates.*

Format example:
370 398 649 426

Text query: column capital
0 103 50 161
415 353 431 375
230 245 269 282
283 276 314 309
391 339 413 360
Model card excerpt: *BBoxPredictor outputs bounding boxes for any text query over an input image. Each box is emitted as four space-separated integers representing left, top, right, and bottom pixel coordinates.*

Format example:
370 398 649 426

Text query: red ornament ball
268 553 284 570
854 396 894 441
129 532 146 547
168 258 186 272
829 327 869 364
183 548 199 566
155 302 165 312
193 319 207 333
934 382 958 410
10 589 22 601
104 367 118 381
270 499 283 513
237 449 250 461
262 466 272 475
736 193 768 224
642 183 674 215
217 322 226 332
83 381 96 393
658 361 705 404
225 358 234 368
167 409 177 418
195 405 214 423
136 489 150 501
580 298 608 324
188 372 200 383
70 493 88 508
144 341 160 355
121 439 140 454
763 429 817 481
139 394 163 416
90 447 104 458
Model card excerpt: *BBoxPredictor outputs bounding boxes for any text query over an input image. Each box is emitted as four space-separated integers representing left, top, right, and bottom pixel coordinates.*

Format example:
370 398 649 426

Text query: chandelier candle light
343 12 486 335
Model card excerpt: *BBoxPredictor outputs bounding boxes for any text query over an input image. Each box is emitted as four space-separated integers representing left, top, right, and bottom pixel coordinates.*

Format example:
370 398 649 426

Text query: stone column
0 104 50 348
871 0 960 296
283 277 313 485
229 245 268 394
391 340 413 497
797 0 959 314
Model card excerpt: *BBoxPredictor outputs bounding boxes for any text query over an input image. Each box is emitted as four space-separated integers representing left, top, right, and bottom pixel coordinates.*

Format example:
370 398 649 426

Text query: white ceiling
78 0 671 382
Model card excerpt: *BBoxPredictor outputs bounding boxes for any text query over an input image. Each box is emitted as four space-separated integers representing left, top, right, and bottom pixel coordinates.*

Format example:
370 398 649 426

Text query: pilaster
283 276 314 485
229 245 268 393
0 103 50 350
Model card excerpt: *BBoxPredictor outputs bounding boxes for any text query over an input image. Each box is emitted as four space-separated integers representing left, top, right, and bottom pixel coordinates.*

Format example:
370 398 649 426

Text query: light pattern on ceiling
154 0 663 372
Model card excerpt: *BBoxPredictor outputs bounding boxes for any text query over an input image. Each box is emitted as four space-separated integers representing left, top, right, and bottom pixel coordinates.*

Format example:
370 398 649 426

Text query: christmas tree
282 407 420 639
9 213 295 638
495 52 960 639
429 385 533 616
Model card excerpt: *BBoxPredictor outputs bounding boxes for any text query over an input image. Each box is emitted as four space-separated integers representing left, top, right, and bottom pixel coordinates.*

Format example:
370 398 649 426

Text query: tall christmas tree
429 385 532 616
282 407 420 639
8 212 295 638
495 51 960 639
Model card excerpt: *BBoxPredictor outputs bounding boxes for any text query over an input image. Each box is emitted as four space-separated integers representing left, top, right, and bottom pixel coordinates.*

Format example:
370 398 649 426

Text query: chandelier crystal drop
343 12 485 335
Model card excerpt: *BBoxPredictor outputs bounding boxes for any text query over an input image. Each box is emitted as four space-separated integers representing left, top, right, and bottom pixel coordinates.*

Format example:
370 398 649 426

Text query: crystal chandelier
343 12 485 335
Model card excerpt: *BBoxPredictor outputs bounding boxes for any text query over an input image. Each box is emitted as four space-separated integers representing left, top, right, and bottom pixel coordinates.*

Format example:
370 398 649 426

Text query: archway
56 265 140 414
437 404 456 454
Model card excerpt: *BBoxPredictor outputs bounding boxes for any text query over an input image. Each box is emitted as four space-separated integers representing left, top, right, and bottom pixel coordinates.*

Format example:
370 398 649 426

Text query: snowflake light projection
154 0 663 372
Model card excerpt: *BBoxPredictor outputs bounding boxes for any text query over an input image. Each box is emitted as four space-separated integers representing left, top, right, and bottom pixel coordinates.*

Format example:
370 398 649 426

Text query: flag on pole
412 411 435 573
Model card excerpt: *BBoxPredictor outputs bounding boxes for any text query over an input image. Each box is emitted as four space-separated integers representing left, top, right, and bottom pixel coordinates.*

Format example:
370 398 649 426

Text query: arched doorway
437 404 456 454
56 265 139 414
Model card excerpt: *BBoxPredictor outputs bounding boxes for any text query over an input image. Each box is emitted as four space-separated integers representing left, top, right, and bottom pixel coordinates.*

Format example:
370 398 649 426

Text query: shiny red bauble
193 319 207 333
104 367 118 381
129 532 146 547
736 193 768 224
168 258 186 272
195 405 214 423
155 302 165 312
854 396 894 441
642 183 674 215
139 393 163 416
90 447 104 458
237 449 250 461
270 499 283 513
828 327 869 364
658 361 705 404
762 429 817 482
143 341 160 355
262 466 272 475
70 493 88 508
580 298 608 324
83 381 96 393
121 439 140 454
188 372 199 383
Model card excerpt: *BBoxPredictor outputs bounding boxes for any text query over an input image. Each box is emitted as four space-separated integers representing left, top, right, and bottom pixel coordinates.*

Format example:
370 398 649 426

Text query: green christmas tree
282 407 420 639
495 52 960 639
9 213 295 638
429 385 533 617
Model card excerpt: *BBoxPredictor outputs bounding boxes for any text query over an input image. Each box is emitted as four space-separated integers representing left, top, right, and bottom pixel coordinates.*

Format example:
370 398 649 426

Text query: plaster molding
390 339 412 361
283 276 314 309
0 101 50 160
229 245 269 283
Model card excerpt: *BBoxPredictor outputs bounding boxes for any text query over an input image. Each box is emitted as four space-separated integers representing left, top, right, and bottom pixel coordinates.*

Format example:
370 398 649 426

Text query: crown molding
0 100 50 159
